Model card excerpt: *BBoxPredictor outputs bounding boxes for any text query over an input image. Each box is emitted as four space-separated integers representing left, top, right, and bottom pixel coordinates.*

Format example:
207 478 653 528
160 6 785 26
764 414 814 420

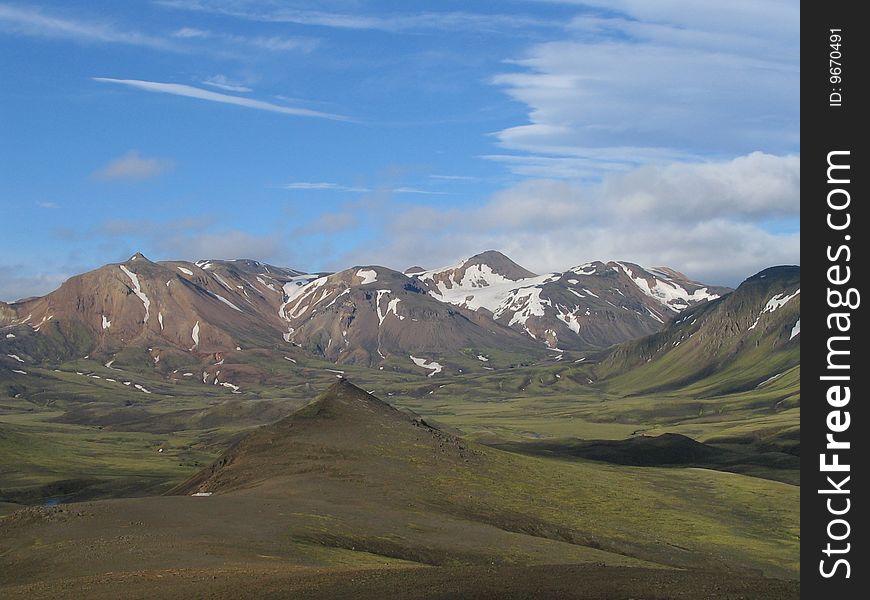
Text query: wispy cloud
280 182 445 195
92 150 174 182
92 78 351 121
171 25 317 53
282 182 369 193
429 174 476 181
392 187 447 195
489 1 799 177
155 0 558 33
0 4 317 57
36 201 61 209
172 26 210 39
0 3 179 50
200 74 252 93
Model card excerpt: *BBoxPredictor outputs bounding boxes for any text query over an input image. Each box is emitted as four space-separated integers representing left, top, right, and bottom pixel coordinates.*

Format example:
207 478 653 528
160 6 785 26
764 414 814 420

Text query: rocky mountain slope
0 254 314 367
597 265 800 396
0 250 729 373
415 252 730 350
276 264 542 366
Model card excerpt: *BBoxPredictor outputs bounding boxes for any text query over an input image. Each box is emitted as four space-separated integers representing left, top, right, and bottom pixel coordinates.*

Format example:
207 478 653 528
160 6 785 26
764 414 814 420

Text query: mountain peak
125 252 153 265
463 250 538 279
171 380 473 496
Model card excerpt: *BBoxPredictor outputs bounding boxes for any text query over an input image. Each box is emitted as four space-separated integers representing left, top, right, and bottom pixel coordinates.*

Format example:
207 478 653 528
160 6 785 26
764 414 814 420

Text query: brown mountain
278 265 543 366
414 253 730 351
0 254 311 366
1 251 728 373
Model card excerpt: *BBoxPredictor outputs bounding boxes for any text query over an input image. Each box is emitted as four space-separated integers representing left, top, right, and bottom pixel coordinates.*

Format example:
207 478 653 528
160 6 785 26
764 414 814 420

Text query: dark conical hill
172 379 479 496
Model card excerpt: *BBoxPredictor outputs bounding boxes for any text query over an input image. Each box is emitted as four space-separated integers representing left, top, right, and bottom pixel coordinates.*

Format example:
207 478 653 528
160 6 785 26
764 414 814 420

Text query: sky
0 0 799 301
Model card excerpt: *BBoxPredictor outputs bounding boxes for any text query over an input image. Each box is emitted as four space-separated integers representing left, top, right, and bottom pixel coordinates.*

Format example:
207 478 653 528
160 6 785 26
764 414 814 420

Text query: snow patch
356 269 378 285
498 286 550 330
645 307 664 324
571 264 598 276
102 315 111 329
477 355 489 362
209 291 243 312
212 273 233 291
120 265 151 324
323 288 350 309
134 384 151 394
256 275 278 292
410 355 443 377
6 354 24 363
615 262 717 312
749 289 800 330
5 333 15 339
790 318 800 340
177 266 193 275
158 312 164 330
190 321 200 350
424 268 556 316
280 275 326 321
376 290 405 325
555 306 581 334
12 369 26 375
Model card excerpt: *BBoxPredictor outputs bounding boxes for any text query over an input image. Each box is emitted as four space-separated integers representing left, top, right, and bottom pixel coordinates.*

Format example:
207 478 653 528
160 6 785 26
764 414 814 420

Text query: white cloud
337 153 799 286
36 201 60 209
156 0 558 33
92 150 174 181
429 174 476 181
93 78 350 121
282 182 370 193
172 27 210 39
200 74 252 93
171 26 317 53
280 182 445 195
490 1 799 176
0 3 179 50
0 265 69 302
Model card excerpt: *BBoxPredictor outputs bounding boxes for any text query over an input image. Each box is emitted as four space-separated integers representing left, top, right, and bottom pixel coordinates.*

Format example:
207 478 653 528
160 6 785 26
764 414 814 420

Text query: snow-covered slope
414 253 729 350
275 265 542 366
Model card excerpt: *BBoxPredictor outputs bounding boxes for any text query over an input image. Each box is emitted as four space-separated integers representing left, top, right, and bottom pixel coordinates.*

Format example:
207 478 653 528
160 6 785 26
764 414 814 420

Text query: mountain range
0 250 732 373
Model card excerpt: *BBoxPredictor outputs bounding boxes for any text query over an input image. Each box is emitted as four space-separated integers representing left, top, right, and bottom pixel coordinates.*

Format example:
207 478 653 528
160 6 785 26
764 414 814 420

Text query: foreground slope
1 380 798 600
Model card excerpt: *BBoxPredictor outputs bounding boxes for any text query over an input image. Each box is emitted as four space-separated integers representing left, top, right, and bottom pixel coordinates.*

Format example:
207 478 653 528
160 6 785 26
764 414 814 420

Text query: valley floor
2 564 799 600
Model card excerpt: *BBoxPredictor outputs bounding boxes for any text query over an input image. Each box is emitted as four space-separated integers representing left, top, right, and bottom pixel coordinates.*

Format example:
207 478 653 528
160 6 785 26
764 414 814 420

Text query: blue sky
0 1 799 300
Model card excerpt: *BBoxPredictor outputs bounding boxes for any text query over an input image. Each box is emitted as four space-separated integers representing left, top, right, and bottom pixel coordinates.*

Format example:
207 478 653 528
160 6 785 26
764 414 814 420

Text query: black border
802 4 865 595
